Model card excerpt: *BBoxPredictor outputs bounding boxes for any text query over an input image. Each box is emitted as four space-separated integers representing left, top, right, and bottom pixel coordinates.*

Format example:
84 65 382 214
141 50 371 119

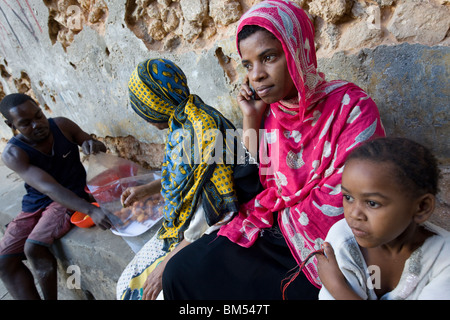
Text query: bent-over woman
116 58 255 300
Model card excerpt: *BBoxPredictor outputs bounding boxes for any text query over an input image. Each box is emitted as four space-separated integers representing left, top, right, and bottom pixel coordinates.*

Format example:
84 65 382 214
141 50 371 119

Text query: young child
317 137 450 300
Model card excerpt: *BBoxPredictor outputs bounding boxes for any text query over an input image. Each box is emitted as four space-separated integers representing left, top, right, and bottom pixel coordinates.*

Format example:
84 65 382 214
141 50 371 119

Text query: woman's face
239 30 297 104
149 121 169 130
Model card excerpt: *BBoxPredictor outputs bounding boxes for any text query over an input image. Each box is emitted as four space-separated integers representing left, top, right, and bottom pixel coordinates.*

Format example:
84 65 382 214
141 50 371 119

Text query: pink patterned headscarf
235 0 341 114
218 0 385 287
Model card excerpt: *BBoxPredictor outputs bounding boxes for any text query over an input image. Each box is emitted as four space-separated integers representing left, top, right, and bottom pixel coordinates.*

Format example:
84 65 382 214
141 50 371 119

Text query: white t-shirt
319 219 450 300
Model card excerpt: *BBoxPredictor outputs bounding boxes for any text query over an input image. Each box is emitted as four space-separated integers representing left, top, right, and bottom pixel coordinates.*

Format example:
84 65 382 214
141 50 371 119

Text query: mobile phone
249 83 259 100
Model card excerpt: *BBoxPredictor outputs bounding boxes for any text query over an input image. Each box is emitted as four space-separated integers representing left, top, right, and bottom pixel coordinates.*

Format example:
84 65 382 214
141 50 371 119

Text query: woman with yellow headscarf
116 58 256 300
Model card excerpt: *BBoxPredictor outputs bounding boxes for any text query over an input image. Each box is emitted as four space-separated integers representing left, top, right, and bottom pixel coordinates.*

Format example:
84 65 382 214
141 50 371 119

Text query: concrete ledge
52 222 159 300
52 226 134 300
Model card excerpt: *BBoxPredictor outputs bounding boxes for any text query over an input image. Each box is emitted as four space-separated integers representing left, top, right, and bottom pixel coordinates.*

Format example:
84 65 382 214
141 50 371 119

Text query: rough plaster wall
0 0 449 218
0 0 245 161
0 0 448 157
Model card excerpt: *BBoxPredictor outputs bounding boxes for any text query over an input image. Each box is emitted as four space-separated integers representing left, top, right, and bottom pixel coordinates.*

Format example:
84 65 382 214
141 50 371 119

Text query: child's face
239 30 297 104
341 159 419 249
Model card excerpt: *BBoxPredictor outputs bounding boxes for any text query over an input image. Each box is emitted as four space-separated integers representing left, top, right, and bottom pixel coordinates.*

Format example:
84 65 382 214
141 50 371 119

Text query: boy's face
8 100 50 143
341 159 419 249
239 30 297 104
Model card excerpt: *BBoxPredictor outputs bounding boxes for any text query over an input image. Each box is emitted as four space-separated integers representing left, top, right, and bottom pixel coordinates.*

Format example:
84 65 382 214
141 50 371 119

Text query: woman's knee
162 250 181 289
162 244 199 299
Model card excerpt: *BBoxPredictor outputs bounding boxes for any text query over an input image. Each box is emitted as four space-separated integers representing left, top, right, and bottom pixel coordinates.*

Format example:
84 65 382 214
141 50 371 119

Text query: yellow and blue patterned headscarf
129 58 188 123
129 58 239 250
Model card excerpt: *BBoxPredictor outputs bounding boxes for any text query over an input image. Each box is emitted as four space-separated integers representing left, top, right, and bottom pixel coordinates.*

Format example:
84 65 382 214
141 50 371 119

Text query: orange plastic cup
70 203 99 228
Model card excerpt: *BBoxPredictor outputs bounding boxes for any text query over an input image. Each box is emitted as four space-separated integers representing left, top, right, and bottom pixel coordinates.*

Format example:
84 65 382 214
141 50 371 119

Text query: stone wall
0 0 448 160
0 1 449 211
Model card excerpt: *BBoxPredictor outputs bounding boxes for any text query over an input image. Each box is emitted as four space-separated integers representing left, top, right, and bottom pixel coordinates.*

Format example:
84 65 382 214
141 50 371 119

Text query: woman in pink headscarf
162 0 385 299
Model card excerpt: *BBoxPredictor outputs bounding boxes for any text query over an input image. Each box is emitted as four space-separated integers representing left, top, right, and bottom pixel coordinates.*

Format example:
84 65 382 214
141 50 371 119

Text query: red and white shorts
0 202 72 257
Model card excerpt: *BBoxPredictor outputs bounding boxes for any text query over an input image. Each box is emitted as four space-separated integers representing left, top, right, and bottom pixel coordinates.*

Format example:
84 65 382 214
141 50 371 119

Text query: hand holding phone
249 83 260 100
237 78 266 118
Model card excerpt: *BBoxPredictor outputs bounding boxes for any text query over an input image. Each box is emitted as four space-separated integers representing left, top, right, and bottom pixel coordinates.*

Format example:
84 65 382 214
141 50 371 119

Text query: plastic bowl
70 203 98 228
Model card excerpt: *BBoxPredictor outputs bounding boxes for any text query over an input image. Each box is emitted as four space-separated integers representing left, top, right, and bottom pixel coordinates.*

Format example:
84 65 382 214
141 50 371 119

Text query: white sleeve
183 205 210 243
318 219 371 300
417 264 450 300
183 205 234 242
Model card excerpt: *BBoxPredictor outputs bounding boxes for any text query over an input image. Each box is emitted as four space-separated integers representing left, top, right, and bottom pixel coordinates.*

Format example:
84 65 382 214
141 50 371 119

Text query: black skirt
162 217 319 300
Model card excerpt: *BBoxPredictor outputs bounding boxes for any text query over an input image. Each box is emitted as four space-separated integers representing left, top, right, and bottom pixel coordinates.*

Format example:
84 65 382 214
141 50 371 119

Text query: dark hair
346 137 440 197
237 25 276 48
0 93 35 121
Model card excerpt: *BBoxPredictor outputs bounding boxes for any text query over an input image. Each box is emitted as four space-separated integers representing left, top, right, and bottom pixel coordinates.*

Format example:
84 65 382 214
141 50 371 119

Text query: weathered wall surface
0 0 449 203
0 0 449 159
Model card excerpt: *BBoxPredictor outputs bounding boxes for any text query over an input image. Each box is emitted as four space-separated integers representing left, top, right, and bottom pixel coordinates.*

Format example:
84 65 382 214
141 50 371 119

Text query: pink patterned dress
218 0 386 288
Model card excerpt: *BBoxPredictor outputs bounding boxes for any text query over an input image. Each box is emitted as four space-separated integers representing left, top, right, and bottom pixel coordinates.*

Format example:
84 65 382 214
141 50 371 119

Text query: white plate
111 217 162 237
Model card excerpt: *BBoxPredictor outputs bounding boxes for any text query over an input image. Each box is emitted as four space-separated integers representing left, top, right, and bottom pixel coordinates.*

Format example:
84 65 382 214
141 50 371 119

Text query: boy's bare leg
24 242 57 300
0 255 41 299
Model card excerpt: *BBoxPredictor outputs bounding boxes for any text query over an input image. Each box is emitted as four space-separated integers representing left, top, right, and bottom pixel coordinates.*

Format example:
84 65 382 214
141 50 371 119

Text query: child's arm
317 242 363 300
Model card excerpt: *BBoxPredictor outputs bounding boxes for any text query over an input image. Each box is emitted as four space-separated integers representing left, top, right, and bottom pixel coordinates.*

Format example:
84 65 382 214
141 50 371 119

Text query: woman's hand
142 239 191 300
120 179 162 207
238 79 267 157
142 261 165 300
121 185 152 207
237 80 267 118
